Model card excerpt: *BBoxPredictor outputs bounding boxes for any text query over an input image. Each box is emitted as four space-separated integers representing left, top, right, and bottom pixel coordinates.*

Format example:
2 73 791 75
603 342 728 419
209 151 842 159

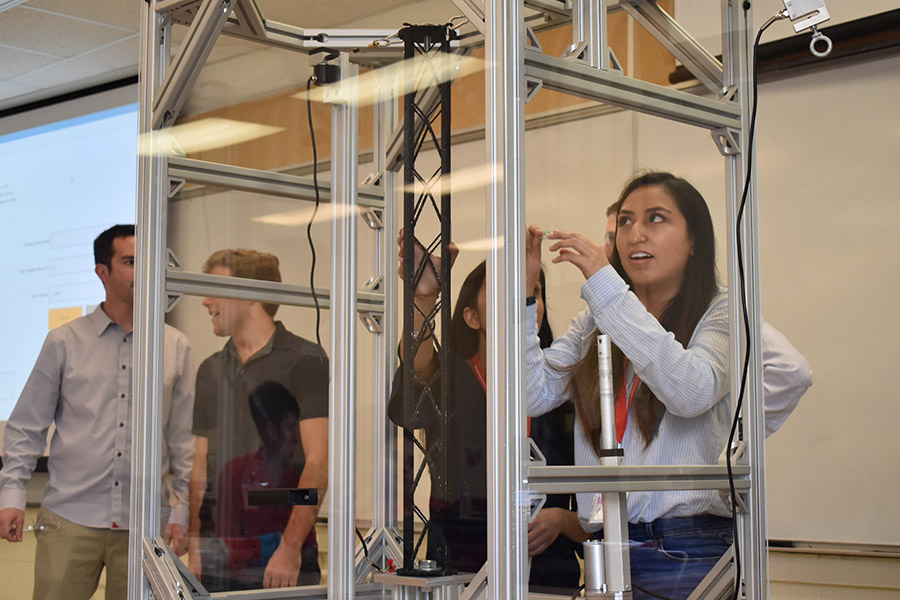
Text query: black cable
305 76 325 360
726 10 784 600
355 527 389 573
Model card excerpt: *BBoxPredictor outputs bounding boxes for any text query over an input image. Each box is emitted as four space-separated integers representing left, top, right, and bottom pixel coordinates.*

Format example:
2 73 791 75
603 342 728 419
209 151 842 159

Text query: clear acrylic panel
135 0 823 596
165 187 337 592
169 296 332 592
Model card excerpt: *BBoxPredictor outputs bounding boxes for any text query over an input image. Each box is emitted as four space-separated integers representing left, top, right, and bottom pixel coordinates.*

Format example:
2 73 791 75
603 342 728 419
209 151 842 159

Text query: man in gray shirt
0 225 195 600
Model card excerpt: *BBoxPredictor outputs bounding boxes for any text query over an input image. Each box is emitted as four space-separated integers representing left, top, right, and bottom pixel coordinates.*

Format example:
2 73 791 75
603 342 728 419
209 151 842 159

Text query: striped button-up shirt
526 266 811 528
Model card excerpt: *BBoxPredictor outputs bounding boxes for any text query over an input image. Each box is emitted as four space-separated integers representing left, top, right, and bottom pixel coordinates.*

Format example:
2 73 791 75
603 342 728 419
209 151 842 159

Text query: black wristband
526 295 537 306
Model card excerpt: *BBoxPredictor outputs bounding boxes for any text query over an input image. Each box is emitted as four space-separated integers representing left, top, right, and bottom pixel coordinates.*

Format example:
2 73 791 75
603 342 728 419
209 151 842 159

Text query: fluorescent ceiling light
403 163 502 195
252 204 365 227
456 237 503 252
138 118 283 156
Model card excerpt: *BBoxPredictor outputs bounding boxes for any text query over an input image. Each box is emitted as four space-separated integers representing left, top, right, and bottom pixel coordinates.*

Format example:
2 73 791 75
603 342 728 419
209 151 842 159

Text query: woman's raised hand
546 229 609 281
397 228 459 298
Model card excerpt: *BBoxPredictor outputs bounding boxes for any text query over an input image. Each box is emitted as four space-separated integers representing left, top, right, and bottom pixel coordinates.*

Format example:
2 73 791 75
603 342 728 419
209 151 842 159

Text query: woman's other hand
546 229 609 281
525 225 543 296
397 228 458 297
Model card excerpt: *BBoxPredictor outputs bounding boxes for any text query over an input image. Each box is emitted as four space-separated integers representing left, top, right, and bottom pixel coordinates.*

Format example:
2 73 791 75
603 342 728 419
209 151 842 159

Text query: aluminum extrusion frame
165 269 385 313
523 47 742 130
619 0 727 95
167 157 385 207
484 0 528 596
130 3 171 599
328 60 361 600
722 2 768 598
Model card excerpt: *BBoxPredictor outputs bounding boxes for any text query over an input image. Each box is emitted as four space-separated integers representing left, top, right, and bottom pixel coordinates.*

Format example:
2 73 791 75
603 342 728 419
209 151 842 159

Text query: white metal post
130 3 169 599
328 57 360 599
572 0 608 69
722 0 768 598
597 336 632 595
374 85 401 556
485 0 527 597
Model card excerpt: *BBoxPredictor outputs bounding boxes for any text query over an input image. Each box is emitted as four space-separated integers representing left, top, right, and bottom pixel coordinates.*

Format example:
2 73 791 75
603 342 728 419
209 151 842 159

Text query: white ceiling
0 0 437 113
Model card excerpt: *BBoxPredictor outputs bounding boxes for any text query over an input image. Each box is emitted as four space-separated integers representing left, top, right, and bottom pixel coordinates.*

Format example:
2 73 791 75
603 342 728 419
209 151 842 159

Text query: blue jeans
627 515 733 600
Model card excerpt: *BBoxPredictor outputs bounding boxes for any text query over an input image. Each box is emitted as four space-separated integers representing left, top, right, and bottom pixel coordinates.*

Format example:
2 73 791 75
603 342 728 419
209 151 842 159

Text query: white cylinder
583 539 607 593
597 334 617 453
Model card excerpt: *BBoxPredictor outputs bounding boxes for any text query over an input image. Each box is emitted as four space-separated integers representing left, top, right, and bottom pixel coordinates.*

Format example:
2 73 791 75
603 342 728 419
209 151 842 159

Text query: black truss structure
398 23 457 576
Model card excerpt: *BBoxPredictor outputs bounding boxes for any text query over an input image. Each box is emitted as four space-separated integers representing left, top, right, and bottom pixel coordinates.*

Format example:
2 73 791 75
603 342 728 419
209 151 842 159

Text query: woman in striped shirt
524 171 810 599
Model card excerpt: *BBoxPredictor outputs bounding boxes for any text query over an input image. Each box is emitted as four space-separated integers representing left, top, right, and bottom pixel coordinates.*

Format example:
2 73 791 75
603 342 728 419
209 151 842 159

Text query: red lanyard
615 359 641 444
469 355 487 392
469 355 530 435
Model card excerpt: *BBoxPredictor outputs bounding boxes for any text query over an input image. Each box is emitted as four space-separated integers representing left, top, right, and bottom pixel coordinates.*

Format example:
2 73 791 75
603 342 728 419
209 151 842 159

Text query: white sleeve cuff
0 485 27 513
580 265 627 309
167 502 190 529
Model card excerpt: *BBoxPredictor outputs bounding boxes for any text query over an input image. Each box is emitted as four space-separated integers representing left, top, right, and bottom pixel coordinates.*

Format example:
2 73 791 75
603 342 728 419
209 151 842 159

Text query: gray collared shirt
0 305 195 529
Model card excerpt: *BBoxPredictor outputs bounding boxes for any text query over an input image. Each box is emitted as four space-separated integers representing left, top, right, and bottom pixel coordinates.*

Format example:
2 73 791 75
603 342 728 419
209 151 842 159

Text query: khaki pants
33 507 129 600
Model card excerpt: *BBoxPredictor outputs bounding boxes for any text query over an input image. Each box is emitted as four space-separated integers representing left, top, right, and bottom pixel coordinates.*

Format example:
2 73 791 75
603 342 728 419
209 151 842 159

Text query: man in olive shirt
188 249 328 591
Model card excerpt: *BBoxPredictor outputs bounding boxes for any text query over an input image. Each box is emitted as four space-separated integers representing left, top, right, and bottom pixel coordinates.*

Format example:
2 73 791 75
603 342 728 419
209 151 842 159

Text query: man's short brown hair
203 249 282 317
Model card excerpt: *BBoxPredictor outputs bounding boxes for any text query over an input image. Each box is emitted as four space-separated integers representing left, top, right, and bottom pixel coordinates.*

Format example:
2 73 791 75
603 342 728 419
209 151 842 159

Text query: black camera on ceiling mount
310 48 341 86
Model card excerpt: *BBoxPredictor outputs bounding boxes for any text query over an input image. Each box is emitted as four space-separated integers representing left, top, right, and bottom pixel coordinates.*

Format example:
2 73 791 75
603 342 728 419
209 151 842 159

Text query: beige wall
770 550 900 599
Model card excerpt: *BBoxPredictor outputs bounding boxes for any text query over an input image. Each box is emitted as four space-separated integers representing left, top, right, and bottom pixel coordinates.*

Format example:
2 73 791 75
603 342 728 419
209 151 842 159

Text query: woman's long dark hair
449 261 553 357
570 172 719 454
448 261 486 359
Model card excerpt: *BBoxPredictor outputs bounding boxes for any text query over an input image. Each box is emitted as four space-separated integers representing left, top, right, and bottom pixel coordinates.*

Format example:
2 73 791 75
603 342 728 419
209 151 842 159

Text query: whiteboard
635 52 900 546
752 53 900 546
0 85 137 434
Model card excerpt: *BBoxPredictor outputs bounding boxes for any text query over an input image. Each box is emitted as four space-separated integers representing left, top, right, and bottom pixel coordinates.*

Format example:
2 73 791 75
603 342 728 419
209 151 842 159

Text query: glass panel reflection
173 270 330 591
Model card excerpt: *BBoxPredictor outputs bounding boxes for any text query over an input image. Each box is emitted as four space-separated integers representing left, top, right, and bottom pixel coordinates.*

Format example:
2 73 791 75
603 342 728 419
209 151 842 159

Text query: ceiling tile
0 0 447 112
0 6 132 58
0 79 39 103
14 56 113 88
256 0 417 28
78 34 140 70
0 46 57 80
25 0 140 31
0 63 135 111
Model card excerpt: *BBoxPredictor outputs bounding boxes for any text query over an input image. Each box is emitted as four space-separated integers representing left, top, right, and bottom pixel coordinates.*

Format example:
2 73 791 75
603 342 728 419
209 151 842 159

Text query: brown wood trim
669 9 900 84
